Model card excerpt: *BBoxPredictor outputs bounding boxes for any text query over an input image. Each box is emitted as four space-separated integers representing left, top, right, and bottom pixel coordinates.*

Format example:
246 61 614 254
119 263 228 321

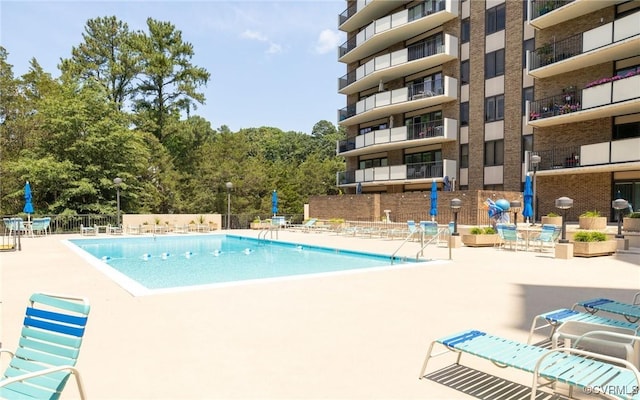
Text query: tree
131 18 211 142
60 16 140 110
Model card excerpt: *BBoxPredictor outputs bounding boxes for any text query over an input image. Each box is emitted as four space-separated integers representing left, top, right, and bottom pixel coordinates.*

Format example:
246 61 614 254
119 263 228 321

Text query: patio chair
419 329 640 400
530 224 560 252
80 224 97 236
527 307 640 345
289 218 318 232
107 224 123 235
29 218 48 237
0 293 91 400
573 295 640 323
501 224 523 251
5 218 27 236
419 221 440 244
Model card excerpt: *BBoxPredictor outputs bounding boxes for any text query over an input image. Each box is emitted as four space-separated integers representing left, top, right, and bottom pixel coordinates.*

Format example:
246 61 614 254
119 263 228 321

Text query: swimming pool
66 235 418 296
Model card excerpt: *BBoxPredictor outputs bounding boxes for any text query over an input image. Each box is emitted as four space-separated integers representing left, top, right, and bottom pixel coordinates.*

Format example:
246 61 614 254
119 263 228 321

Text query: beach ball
496 198 510 212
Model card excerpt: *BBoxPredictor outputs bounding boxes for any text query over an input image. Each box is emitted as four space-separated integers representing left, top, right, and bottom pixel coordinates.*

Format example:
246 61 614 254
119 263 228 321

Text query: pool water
67 235 415 295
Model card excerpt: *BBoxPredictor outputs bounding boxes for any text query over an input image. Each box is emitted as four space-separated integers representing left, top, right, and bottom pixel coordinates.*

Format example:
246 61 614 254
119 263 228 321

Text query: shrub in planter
541 213 562 226
462 226 498 247
573 231 616 257
623 212 640 232
579 210 606 230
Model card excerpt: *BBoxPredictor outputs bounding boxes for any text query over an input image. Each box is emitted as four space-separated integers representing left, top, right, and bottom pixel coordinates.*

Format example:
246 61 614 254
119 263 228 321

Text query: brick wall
537 172 613 221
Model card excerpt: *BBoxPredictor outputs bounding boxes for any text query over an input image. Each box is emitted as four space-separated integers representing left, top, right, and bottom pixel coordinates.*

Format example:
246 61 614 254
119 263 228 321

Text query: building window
484 139 504 166
460 144 469 168
485 49 505 79
359 123 388 136
359 157 387 169
614 121 640 140
522 87 533 115
461 60 470 85
461 18 470 43
460 102 469 126
522 134 533 160
486 3 506 34
523 0 528 21
523 39 534 68
485 95 504 122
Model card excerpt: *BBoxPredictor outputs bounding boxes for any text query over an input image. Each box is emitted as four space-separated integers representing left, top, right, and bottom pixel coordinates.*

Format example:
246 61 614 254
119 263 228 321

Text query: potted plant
578 210 606 230
623 212 640 232
462 226 498 247
541 212 562 226
572 231 616 257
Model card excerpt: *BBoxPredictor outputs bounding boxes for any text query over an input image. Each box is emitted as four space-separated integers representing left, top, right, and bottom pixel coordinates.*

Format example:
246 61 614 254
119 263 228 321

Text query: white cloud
241 29 282 55
241 30 268 42
314 29 342 55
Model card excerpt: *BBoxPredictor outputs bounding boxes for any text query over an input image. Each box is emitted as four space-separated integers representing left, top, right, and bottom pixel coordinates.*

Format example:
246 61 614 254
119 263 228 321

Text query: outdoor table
516 225 541 251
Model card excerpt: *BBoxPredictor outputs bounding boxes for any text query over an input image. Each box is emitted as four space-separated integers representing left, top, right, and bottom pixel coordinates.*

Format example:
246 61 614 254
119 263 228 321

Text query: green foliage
629 212 640 218
470 226 496 234
580 210 601 217
0 18 343 218
573 231 607 242
546 212 559 217
483 227 496 234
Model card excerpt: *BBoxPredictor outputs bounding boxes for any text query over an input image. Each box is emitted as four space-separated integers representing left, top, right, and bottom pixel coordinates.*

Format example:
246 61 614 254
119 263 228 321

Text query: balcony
527 138 640 174
338 34 458 95
528 0 626 29
338 0 458 64
337 118 457 156
339 0 411 32
338 76 458 126
528 11 640 78
337 159 457 186
527 73 640 127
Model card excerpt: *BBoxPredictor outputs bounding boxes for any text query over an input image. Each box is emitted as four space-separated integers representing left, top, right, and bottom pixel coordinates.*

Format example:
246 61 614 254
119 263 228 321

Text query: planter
462 234 498 247
579 216 606 230
541 216 562 226
572 240 617 257
250 222 271 230
623 218 640 232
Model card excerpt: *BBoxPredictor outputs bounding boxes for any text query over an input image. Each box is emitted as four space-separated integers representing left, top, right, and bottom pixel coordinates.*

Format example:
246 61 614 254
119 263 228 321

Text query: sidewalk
1 230 638 399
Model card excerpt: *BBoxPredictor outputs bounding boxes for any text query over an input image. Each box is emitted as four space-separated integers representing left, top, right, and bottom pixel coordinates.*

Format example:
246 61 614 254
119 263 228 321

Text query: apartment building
336 0 640 221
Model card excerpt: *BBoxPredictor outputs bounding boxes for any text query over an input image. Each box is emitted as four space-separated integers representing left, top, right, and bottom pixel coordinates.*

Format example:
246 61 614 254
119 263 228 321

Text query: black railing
529 91 582 121
530 0 574 20
338 3 358 26
408 78 444 99
530 32 582 70
338 138 357 153
407 120 444 140
406 161 443 180
338 71 357 91
338 104 356 121
408 0 447 22
338 170 356 185
528 147 581 172
408 34 444 61
338 37 357 58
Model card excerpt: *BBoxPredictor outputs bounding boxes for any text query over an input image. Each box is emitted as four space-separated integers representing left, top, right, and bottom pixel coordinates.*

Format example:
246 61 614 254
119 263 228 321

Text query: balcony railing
528 11 640 74
338 35 446 91
337 120 446 153
529 33 581 70
527 147 581 172
529 0 574 20
528 137 640 172
406 161 443 180
529 91 582 121
338 0 450 59
338 104 357 122
338 3 358 26
337 161 444 185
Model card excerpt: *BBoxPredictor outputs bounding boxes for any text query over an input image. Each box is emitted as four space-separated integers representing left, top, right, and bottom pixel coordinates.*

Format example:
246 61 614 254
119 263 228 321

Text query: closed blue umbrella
356 182 362 194
23 181 34 222
429 179 438 221
523 175 533 223
271 190 278 217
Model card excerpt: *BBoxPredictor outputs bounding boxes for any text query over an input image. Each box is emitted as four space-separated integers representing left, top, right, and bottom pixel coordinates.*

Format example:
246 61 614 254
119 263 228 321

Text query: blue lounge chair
528 308 639 344
29 218 48 237
573 296 640 323
289 218 318 232
530 224 560 252
0 293 91 400
420 329 640 400
501 224 523 251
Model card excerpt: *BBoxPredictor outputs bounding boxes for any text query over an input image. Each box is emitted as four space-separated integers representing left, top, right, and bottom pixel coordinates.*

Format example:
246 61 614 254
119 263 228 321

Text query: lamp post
612 198 629 239
510 200 521 227
555 196 573 243
225 181 233 230
450 198 462 236
113 177 122 227
530 154 541 224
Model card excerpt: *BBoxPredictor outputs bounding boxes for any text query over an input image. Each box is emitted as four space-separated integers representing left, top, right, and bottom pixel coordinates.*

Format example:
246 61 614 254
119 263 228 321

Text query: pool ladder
390 230 421 264
258 226 279 241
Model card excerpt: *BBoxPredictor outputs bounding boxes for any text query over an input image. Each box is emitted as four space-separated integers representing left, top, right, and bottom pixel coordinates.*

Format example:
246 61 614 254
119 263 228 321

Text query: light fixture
612 198 629 239
510 200 521 227
555 196 573 243
450 198 462 236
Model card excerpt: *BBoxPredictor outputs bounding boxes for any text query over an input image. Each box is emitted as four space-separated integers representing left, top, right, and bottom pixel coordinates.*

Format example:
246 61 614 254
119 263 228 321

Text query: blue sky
0 0 346 134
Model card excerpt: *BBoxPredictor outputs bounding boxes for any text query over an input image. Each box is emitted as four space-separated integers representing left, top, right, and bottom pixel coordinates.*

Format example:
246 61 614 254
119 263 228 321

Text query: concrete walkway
1 230 638 399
